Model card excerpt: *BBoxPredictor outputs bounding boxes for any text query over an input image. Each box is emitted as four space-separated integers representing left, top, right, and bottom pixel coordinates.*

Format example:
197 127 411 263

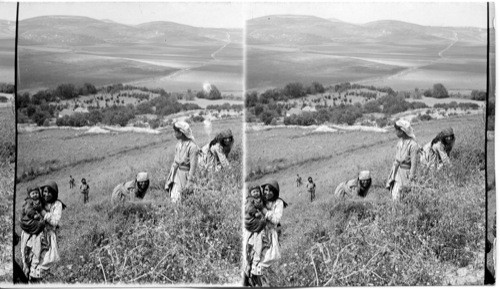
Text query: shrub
431 83 449 99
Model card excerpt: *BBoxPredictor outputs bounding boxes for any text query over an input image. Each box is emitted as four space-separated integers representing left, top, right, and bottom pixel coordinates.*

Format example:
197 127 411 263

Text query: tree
471 90 486 101
431 83 449 99
284 82 306 99
207 84 222 100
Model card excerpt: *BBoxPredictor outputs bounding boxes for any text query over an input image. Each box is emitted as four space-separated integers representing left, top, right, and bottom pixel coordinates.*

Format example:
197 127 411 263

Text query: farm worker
111 172 150 205
165 121 199 203
80 178 90 204
69 175 75 189
198 129 233 171
21 180 66 282
306 177 316 202
246 180 286 286
296 174 302 187
334 170 372 198
420 127 455 169
386 119 420 201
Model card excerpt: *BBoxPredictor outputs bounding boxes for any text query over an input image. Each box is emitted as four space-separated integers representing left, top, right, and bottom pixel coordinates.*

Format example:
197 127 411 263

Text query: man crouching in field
111 172 150 205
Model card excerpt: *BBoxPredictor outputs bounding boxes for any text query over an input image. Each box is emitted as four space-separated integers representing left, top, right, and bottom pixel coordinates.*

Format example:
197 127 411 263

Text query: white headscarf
174 121 195 141
395 119 415 139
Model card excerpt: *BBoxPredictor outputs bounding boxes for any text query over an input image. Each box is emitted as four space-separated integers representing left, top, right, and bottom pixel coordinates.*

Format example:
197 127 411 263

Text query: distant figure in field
111 172 150 205
296 174 302 187
386 119 419 201
306 177 316 202
420 127 455 170
69 175 75 189
165 121 199 203
80 178 90 204
334 170 372 199
199 129 234 171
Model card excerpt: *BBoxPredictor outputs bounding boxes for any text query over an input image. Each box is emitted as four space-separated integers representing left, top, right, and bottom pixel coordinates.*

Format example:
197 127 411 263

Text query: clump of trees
206 103 243 112
0 83 14 94
246 81 431 127
470 90 486 101
197 84 222 100
17 82 202 127
433 102 479 110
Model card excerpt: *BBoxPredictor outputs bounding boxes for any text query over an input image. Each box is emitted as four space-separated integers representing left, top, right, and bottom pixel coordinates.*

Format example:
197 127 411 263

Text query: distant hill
19 15 234 46
0 19 15 39
247 14 487 45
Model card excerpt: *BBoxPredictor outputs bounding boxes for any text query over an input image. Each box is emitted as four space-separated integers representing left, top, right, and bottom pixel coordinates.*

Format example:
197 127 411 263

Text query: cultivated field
246 17 486 92
0 38 14 83
246 114 485 286
15 118 243 284
19 31 243 94
0 105 15 283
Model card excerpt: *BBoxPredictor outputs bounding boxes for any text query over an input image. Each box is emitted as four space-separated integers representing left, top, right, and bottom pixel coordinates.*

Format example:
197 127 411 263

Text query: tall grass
40 145 242 284
266 122 485 286
0 105 14 282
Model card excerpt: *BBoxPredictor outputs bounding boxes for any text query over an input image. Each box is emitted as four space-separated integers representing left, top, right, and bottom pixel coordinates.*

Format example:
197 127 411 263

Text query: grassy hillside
246 114 485 286
0 105 15 283
15 118 242 284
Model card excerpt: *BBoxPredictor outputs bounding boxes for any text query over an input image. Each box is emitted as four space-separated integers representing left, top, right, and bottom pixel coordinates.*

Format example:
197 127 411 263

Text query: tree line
246 81 429 126
0 83 14 94
17 83 201 127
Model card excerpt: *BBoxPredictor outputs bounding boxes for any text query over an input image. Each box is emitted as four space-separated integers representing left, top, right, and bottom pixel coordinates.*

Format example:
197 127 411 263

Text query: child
80 178 90 204
245 185 266 233
19 186 47 278
244 185 270 281
306 177 316 202
20 186 45 236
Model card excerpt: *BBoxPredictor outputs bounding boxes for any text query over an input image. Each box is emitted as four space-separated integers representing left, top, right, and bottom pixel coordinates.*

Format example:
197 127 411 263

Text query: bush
471 90 486 101
284 82 306 99
419 113 433 121
431 83 449 99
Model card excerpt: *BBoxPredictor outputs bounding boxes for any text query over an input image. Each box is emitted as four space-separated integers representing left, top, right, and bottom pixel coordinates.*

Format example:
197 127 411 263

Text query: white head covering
174 121 195 141
395 119 415 139
358 170 371 181
136 172 149 182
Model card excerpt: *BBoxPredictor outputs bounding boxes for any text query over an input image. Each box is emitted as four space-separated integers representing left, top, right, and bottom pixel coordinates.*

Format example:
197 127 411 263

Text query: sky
0 1 491 28
18 2 244 28
245 2 488 28
0 2 16 21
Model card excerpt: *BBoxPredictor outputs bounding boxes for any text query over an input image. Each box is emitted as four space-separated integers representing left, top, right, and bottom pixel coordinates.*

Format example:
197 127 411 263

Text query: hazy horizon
18 2 243 29
245 2 488 29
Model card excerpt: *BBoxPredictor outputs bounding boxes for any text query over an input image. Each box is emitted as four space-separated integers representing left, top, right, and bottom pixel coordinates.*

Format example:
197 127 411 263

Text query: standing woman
386 119 420 201
165 121 199 203
199 129 234 171
421 127 455 169
248 180 285 286
29 180 65 281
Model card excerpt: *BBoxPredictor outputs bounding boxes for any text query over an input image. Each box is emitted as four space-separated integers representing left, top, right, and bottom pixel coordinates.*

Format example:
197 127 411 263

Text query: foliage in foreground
268 123 485 286
0 106 15 282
